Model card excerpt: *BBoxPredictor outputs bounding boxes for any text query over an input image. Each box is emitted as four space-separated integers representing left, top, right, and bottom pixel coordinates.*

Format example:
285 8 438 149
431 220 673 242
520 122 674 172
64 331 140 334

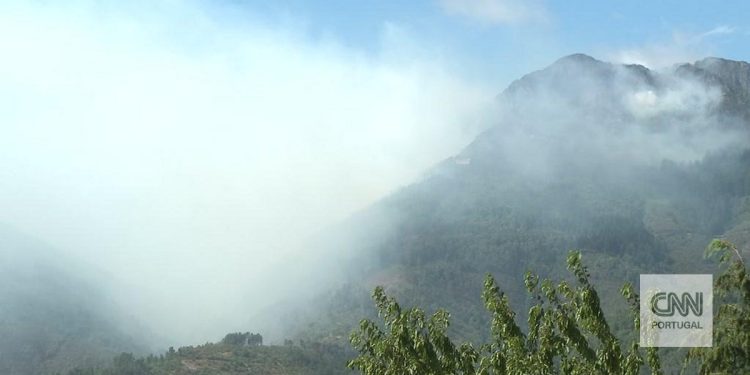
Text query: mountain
680 57 750 121
284 54 750 354
19 54 750 374
0 225 147 375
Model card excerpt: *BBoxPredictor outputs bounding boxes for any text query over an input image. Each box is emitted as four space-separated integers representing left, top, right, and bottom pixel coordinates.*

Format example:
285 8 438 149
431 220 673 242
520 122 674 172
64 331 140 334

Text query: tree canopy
348 241 749 374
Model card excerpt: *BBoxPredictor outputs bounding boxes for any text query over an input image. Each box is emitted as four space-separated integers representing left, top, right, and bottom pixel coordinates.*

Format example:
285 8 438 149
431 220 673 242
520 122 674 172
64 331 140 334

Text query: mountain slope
0 225 147 375
286 55 750 351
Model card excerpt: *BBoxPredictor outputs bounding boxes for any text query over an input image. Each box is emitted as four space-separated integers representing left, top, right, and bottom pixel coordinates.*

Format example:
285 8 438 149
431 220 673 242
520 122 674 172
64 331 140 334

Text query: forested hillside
346 240 750 374
62 333 353 375
286 55 750 357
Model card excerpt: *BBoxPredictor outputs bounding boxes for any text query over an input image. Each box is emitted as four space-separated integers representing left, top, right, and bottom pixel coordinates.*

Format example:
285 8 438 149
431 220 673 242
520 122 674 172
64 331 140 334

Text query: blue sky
234 0 750 88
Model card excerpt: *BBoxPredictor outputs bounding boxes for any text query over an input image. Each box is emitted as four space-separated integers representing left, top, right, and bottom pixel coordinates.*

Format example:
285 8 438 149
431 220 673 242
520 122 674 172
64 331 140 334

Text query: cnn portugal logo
640 274 712 347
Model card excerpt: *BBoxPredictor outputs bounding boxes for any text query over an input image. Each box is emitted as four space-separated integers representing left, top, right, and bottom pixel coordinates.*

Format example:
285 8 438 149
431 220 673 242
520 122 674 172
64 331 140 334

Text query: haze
1 0 747 353
0 1 492 345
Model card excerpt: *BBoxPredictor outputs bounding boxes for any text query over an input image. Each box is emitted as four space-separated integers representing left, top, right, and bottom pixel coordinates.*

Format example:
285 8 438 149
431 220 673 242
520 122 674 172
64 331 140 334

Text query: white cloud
0 1 494 345
607 25 736 69
699 25 736 38
439 0 548 26
609 43 702 69
625 83 722 120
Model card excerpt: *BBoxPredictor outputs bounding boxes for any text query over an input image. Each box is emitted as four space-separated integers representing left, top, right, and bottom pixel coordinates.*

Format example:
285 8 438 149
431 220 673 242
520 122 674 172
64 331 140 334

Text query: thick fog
0 1 494 346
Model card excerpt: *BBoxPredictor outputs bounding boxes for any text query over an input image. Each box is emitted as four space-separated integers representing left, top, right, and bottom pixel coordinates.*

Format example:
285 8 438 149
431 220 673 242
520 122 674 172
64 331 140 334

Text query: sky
0 0 747 345
236 0 750 85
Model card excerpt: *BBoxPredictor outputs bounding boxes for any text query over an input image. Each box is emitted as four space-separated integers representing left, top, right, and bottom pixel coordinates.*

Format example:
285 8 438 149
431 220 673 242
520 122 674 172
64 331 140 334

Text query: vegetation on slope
294 148 750 352
63 333 353 375
348 240 749 374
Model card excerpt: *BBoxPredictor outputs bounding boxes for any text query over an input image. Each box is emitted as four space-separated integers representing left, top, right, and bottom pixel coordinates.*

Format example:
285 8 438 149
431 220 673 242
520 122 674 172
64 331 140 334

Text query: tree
348 286 478 374
248 333 263 346
349 241 749 374
684 239 750 374
111 352 150 375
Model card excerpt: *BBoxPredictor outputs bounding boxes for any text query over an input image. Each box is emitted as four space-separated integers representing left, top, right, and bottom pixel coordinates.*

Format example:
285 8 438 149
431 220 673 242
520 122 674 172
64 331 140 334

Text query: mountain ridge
282 53 750 365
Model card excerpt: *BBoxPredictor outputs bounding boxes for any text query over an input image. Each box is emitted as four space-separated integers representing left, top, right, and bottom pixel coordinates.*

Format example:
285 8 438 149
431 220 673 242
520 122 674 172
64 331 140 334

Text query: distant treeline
61 334 353 375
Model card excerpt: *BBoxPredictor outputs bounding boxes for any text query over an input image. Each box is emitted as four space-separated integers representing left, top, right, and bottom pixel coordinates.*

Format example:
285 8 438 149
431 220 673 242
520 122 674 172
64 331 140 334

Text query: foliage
63 337 353 375
348 287 479 374
349 242 750 375
684 239 750 374
349 250 655 374
221 332 263 346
